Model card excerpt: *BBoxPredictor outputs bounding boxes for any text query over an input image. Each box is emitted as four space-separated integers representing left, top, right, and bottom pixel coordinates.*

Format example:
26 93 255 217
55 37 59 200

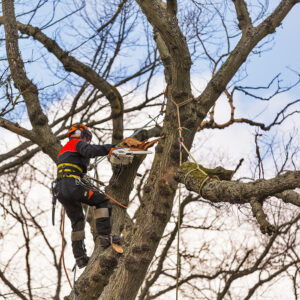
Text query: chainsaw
110 148 152 165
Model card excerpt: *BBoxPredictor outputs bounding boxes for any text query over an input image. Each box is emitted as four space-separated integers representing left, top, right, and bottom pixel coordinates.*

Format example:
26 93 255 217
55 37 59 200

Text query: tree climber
55 124 120 269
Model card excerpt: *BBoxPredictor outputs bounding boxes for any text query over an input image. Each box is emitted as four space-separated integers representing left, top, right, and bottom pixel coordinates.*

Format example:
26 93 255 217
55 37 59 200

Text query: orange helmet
67 124 92 142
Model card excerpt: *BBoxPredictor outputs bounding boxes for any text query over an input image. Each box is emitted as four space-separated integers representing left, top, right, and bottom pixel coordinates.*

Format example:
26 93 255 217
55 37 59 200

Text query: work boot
72 240 89 268
98 234 121 249
75 254 89 269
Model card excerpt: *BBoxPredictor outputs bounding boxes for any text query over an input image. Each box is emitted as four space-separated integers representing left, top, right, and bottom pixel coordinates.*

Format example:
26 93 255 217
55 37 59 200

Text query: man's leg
65 205 89 268
57 179 89 268
82 189 120 248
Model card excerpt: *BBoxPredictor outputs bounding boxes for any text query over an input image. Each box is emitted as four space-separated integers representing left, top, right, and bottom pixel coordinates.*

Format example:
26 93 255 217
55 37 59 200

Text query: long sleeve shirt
57 138 113 173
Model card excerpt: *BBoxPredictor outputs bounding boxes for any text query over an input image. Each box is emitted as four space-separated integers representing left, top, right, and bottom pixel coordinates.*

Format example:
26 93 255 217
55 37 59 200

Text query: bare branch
0 269 29 300
196 0 298 125
1 0 61 161
0 147 40 175
232 0 253 31
0 118 34 140
0 17 125 144
275 190 300 207
175 162 300 204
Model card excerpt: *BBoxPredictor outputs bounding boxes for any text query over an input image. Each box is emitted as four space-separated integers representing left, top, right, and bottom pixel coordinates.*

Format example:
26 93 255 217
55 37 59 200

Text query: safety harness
57 163 83 179
51 163 84 226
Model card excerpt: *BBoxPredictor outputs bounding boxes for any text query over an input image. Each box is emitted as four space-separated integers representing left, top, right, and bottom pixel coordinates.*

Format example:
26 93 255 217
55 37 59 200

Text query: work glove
109 147 117 159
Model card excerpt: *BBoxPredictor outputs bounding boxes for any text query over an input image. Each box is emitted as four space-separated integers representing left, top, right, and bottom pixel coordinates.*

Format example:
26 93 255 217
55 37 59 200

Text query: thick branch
275 190 300 207
167 0 177 18
0 118 34 140
0 17 124 144
250 198 275 235
175 162 300 204
136 0 192 97
154 30 172 84
1 0 61 161
232 0 253 31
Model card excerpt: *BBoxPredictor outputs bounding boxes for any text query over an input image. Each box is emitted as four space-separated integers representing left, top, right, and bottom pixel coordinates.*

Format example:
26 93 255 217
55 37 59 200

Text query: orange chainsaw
109 137 163 165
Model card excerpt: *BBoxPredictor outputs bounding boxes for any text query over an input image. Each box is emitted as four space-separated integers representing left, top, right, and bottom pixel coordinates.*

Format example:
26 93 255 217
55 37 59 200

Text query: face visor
82 129 92 143
68 124 92 143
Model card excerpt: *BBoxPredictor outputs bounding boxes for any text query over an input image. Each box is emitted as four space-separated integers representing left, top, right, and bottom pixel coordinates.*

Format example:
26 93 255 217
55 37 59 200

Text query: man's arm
76 140 113 158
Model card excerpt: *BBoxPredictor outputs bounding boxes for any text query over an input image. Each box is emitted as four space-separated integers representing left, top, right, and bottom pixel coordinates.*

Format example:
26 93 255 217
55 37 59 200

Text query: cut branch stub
250 198 275 236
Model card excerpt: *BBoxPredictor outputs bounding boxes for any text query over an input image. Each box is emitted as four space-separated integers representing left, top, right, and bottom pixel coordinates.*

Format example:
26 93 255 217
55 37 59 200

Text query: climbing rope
170 95 195 300
61 209 73 290
75 177 129 209
60 205 90 299
170 94 221 299
170 94 192 281
104 192 128 209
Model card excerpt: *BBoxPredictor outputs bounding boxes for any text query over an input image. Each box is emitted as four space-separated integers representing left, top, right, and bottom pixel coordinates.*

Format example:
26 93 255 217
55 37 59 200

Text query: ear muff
68 124 92 142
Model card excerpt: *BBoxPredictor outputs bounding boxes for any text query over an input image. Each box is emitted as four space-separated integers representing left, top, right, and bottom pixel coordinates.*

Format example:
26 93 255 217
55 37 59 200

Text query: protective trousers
55 177 110 259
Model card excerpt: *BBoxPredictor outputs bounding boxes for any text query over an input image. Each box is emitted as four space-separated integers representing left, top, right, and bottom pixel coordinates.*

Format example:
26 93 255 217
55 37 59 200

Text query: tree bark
2 0 61 161
0 17 124 144
175 162 300 205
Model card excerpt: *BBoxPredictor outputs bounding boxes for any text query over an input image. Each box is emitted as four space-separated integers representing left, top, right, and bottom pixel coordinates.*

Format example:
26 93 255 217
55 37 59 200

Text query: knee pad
71 230 85 241
94 207 109 219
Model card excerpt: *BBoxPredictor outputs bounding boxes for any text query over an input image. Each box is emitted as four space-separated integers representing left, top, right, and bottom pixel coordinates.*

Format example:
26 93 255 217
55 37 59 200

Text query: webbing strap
57 163 83 173
58 174 80 180
57 163 82 180
58 168 79 173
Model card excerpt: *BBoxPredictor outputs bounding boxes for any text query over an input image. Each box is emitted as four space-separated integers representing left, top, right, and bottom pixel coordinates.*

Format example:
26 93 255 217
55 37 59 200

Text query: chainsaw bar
110 148 152 166
113 148 152 155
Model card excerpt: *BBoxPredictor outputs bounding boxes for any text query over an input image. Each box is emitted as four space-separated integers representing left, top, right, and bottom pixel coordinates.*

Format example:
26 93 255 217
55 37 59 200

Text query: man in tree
55 124 120 268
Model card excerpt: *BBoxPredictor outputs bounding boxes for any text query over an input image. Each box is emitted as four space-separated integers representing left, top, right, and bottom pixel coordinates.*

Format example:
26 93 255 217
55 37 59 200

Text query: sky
0 1 300 299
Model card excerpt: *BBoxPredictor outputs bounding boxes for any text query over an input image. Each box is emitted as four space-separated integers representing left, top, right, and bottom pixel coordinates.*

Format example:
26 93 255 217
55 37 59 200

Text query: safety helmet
67 124 92 142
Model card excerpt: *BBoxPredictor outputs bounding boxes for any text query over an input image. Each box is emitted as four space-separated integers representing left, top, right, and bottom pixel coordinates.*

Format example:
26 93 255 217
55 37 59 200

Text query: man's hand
109 147 117 159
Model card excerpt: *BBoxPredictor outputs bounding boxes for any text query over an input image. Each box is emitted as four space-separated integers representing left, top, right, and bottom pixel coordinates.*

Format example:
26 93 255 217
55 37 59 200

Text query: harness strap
75 177 128 209
57 163 83 173
57 163 83 180
57 174 81 180
51 181 57 226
